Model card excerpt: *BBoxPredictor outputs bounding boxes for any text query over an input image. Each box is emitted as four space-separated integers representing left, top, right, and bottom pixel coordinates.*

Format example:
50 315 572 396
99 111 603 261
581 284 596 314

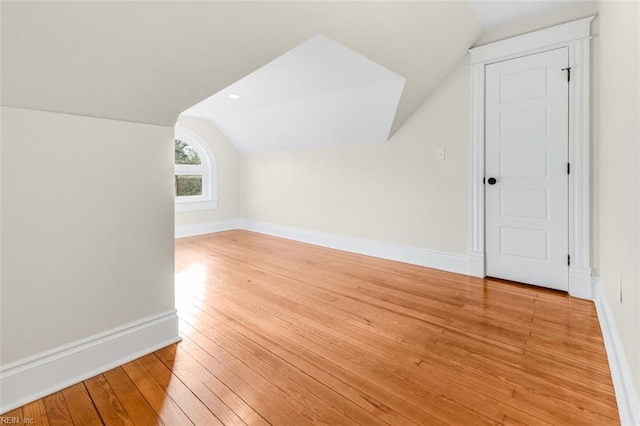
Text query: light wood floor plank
177 335 308 425
175 252 611 424
153 345 251 426
43 392 74 425
183 285 540 425
181 304 443 425
22 399 49 426
137 353 223 425
61 383 103 426
2 230 618 425
85 374 135 426
178 297 497 425
154 345 268 426
121 359 192 425
103 367 163 426
179 327 353 425
179 313 387 426
1 408 24 424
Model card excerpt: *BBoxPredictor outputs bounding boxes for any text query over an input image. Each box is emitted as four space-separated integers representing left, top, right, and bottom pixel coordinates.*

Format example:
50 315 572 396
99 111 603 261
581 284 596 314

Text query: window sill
175 199 218 213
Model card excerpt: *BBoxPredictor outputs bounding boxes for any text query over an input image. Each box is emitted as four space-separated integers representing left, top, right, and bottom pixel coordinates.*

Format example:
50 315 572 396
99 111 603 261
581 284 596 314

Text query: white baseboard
593 278 640 425
0 310 180 413
569 266 594 299
239 219 469 275
175 218 239 238
467 250 484 277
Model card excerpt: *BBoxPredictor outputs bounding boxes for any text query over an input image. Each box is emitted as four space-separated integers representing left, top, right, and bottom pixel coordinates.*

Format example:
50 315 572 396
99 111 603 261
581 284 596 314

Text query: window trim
174 126 218 212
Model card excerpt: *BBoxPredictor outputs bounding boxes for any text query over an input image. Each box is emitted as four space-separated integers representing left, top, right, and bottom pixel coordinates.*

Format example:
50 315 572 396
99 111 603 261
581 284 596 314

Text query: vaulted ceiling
1 1 481 132
1 1 589 152
183 34 406 153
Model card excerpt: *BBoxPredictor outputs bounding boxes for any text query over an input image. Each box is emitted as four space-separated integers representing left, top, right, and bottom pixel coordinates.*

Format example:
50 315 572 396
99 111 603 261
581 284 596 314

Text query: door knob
487 177 497 185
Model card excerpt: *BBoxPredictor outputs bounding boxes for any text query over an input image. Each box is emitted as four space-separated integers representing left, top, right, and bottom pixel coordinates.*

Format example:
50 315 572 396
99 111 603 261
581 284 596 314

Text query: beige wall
0 107 175 364
175 115 239 226
597 0 640 396
475 1 598 46
240 58 470 255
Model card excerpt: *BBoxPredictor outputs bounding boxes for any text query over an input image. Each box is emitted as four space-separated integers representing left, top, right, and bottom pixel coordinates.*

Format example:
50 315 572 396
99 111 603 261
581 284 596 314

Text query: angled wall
0 107 178 411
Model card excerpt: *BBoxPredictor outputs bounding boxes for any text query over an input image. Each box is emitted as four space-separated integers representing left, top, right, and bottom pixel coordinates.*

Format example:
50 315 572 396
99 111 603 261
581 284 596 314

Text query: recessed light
229 94 242 99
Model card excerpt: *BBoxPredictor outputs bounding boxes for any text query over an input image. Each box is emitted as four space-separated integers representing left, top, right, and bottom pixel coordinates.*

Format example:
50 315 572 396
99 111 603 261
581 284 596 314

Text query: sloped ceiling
183 34 406 153
1 1 590 153
1 1 482 134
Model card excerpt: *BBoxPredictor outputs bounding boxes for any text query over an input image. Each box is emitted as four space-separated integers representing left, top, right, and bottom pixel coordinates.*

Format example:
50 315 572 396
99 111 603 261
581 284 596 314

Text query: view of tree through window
175 174 203 197
175 139 201 165
175 140 203 197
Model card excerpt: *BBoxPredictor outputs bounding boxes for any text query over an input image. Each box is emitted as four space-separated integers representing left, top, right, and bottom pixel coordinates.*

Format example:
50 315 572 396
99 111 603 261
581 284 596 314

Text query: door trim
467 16 594 299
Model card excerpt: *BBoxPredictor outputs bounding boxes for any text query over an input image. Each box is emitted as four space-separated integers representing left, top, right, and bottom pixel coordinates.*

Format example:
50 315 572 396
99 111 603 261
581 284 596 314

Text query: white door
485 48 569 291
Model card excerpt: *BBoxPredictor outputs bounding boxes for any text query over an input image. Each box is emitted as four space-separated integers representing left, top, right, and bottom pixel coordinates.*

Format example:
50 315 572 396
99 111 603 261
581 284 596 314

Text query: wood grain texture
22 399 49 426
61 383 102 426
121 359 192 425
85 374 135 426
43 392 73 425
1 407 24 423
103 367 163 426
1 230 619 425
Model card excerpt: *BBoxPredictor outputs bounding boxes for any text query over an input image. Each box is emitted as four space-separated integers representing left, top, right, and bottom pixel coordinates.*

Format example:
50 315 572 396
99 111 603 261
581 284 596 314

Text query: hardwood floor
2 230 618 425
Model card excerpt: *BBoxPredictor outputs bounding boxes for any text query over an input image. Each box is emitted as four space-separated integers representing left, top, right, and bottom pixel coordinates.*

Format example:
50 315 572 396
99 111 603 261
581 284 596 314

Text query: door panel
500 188 548 219
500 148 548 177
500 108 547 140
485 48 569 291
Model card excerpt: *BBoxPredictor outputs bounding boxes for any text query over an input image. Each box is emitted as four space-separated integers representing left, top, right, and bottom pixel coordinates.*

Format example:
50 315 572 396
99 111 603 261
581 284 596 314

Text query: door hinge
562 67 571 82
483 177 485 184
568 255 570 266
567 163 570 174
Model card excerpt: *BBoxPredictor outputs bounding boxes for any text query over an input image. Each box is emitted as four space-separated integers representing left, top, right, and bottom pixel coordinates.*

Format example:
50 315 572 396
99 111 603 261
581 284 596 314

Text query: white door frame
468 16 595 299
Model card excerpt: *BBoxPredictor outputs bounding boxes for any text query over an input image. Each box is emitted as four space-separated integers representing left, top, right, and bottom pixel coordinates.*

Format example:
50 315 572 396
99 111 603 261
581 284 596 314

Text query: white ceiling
1 1 482 131
1 1 591 153
183 35 405 153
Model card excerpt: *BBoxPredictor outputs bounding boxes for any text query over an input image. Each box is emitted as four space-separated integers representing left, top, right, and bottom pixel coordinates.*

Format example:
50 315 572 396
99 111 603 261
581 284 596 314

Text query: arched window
174 126 217 212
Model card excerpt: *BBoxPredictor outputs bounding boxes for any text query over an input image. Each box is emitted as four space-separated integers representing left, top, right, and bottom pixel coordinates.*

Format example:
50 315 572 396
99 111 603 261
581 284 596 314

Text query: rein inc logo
0 417 34 424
